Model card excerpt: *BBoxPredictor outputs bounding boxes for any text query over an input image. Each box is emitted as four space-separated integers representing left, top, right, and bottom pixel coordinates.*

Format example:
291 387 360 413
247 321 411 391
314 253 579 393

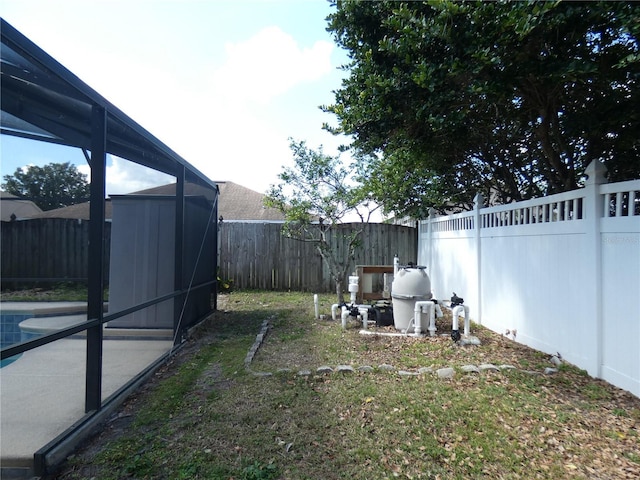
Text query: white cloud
154 26 337 193
69 25 337 195
77 157 173 196
1 10 343 197
212 26 334 106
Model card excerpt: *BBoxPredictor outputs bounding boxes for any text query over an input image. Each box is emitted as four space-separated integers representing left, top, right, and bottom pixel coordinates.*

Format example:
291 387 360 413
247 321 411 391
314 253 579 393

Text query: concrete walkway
0 302 173 477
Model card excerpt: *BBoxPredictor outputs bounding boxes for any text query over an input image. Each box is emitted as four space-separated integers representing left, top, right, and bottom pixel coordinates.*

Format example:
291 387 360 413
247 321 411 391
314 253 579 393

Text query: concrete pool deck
0 302 174 477
1 302 90 316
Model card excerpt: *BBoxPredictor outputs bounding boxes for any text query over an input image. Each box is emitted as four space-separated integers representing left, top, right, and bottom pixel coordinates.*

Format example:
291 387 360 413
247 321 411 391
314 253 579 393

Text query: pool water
1 311 32 368
0 354 21 368
1 312 31 344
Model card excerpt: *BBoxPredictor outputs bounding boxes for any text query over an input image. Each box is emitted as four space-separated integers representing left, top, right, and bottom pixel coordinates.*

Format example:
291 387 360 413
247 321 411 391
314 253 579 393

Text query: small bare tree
265 139 379 303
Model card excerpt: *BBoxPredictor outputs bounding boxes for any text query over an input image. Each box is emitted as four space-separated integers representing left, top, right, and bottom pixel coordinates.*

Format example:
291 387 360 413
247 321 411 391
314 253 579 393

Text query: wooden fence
2 219 416 294
218 222 417 292
1 218 111 285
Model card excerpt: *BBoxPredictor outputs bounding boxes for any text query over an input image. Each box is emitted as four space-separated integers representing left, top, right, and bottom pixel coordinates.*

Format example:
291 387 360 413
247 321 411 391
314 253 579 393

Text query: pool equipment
391 265 433 334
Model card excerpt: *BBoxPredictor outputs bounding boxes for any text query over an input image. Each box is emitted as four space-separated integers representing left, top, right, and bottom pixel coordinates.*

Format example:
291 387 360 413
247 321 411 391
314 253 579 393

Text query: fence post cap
474 192 485 208
584 160 607 185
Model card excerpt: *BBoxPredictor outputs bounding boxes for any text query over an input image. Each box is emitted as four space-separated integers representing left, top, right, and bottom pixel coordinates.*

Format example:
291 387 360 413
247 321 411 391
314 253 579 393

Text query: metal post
85 105 106 413
212 185 219 311
173 166 185 344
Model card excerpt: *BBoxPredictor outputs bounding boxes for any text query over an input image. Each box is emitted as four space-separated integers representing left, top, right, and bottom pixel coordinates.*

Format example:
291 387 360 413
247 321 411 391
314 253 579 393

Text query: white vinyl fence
418 162 640 397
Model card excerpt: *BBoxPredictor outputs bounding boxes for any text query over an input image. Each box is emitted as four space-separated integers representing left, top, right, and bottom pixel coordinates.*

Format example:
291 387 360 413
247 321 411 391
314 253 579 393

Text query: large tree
324 1 640 216
265 139 378 302
2 162 90 211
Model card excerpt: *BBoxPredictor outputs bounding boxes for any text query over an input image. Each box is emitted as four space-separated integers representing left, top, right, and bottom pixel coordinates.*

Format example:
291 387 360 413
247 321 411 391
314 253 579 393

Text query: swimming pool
0 310 31 367
1 302 88 368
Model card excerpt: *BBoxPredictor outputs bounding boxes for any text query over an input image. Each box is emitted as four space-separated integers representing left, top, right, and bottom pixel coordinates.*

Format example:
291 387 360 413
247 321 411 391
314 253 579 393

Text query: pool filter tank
391 266 432 331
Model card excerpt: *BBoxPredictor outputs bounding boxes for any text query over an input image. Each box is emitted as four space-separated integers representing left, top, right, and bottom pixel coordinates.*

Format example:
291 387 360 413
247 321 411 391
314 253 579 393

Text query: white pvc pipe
331 304 340 321
360 329 406 337
393 256 400 276
451 304 470 336
359 306 369 331
314 294 319 320
348 275 359 304
341 306 350 329
435 302 444 319
414 301 436 337
341 304 372 330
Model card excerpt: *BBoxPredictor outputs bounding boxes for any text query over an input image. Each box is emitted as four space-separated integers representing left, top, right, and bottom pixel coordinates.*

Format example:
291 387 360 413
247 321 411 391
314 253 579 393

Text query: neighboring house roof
23 181 285 222
0 191 43 221
129 181 285 222
216 181 285 222
24 200 113 221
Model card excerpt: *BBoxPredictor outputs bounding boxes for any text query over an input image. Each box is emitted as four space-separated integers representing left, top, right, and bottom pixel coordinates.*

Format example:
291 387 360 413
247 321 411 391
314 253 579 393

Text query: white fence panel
423 212 478 308
418 163 639 397
599 180 640 395
480 226 591 369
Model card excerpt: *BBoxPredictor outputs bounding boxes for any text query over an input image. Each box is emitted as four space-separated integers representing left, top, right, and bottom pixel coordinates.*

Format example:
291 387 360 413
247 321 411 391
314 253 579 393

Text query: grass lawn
50 291 639 479
0 284 91 302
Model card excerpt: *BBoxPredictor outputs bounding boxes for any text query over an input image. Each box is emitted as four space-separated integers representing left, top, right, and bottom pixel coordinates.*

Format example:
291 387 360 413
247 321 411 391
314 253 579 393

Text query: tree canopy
324 0 640 216
2 162 90 211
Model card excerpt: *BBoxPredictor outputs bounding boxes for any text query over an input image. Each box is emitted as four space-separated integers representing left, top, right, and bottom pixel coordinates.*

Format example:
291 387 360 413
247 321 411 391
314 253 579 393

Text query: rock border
244 319 270 368
244 319 563 379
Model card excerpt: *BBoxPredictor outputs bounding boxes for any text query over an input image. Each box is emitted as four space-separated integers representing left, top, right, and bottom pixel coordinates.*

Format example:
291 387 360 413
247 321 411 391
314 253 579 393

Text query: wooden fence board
218 222 417 292
2 219 416 294
1 218 111 284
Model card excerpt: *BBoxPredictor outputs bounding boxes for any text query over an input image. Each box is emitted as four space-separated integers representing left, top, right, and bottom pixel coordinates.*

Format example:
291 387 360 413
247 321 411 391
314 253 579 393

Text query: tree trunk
335 279 344 304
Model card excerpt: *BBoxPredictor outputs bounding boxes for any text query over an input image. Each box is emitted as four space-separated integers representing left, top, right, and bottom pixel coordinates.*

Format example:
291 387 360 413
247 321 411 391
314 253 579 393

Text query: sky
0 0 352 197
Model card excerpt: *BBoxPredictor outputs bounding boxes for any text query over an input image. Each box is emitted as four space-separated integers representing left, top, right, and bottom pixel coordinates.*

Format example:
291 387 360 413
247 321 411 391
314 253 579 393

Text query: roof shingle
20 181 285 222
